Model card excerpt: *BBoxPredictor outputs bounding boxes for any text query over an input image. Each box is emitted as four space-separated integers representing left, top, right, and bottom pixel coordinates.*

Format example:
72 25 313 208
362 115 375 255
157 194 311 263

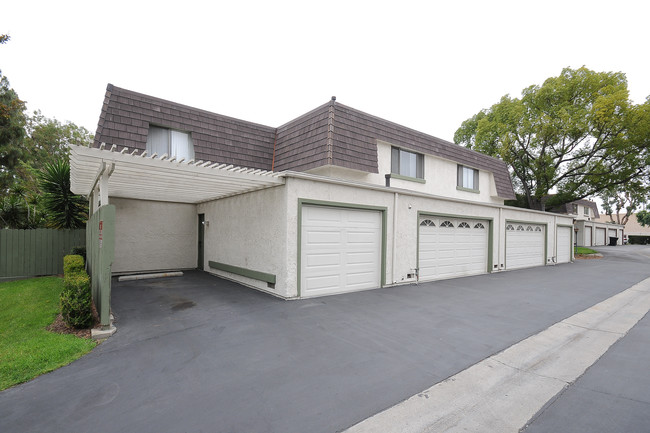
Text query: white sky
2 0 649 145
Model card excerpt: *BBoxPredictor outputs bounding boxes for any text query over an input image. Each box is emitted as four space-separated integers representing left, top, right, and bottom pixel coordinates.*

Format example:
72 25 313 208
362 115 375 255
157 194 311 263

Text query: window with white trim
146 126 195 161
391 147 424 179
457 165 479 190
583 206 590 217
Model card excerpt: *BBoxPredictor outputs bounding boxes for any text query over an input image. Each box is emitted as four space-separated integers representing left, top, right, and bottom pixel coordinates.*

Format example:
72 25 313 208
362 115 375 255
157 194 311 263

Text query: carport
69 144 285 326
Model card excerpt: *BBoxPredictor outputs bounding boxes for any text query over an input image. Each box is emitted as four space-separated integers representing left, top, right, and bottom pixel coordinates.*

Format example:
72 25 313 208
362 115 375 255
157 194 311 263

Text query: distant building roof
549 199 600 218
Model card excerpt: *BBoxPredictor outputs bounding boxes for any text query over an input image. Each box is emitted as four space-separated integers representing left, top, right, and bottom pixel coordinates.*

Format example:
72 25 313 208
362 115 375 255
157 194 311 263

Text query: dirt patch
46 304 101 339
575 254 603 260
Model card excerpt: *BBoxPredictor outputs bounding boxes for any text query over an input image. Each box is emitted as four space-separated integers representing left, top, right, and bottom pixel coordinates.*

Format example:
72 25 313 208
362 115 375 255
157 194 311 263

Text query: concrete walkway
344 276 650 432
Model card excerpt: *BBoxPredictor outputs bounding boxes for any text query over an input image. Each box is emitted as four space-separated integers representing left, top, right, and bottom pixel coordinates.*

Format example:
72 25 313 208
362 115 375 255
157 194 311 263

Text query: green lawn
0 277 96 390
575 247 598 255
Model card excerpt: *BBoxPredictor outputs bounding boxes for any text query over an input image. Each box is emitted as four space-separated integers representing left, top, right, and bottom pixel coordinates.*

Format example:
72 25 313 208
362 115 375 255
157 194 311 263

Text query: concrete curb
343 277 650 433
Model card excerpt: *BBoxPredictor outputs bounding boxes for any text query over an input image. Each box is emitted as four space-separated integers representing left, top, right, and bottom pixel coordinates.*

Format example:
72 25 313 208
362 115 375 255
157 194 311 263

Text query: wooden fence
0 229 86 278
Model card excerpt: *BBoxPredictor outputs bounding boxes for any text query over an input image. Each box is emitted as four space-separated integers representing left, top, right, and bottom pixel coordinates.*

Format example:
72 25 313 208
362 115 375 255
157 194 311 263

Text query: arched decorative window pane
459 222 470 228
506 224 515 231
474 223 485 229
535 226 542 232
517 225 525 231
420 219 435 227
441 220 454 228
526 226 534 231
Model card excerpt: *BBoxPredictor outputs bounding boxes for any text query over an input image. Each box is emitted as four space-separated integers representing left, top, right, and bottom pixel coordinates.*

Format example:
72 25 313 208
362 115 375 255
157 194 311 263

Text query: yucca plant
38 159 88 229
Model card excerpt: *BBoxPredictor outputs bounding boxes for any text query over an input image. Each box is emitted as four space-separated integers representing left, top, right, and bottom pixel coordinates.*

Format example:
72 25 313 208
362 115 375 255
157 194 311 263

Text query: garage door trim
556 223 574 263
505 219 548 268
297 199 387 297
417 211 494 275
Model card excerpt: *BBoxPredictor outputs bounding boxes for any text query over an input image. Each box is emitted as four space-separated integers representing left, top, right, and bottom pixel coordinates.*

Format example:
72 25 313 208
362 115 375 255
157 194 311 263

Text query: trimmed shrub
628 235 650 245
60 273 93 329
63 254 85 277
71 246 86 263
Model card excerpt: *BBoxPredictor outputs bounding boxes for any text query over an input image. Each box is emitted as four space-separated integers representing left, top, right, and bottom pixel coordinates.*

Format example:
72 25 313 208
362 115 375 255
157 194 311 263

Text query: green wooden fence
0 229 86 278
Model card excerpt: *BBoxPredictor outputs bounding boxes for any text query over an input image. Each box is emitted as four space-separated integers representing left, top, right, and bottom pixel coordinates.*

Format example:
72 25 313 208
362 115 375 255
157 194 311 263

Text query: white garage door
556 226 572 263
595 228 606 246
418 216 488 281
506 223 545 270
584 226 592 246
301 205 382 297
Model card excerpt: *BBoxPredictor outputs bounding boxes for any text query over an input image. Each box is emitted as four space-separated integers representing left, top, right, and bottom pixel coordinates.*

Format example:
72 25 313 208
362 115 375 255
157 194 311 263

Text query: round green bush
60 273 93 329
63 255 85 277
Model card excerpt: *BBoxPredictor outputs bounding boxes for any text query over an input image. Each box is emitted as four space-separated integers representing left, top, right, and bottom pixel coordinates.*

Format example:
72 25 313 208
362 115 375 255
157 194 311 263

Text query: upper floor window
146 126 195 161
583 206 590 216
391 147 423 179
572 204 578 214
457 165 479 191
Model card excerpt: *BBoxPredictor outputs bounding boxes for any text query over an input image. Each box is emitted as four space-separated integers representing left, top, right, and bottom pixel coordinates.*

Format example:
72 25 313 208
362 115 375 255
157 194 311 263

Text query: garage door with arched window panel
418 216 489 281
506 223 545 270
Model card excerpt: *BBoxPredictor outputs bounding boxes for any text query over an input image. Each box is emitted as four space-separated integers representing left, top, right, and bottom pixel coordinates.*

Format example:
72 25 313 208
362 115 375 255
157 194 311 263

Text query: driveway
2 246 650 433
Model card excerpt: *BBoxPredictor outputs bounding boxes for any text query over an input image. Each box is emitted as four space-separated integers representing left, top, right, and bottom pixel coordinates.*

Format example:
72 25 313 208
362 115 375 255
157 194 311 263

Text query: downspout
552 215 558 263
392 192 398 284
498 207 503 270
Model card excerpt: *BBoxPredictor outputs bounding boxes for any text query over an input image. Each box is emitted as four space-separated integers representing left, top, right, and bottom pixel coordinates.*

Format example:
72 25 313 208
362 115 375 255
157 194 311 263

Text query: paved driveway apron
2 246 650 433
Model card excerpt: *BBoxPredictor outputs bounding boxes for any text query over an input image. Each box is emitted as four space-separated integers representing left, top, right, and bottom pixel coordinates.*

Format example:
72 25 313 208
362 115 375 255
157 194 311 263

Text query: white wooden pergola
69 144 285 208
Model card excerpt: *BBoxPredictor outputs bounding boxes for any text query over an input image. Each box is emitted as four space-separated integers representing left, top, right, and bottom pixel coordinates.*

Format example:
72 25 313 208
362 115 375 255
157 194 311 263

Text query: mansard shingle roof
94 85 516 199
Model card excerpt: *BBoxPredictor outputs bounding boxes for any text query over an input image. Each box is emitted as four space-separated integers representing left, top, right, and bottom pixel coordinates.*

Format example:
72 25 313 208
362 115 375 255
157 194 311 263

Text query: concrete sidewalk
344 276 650 432
2 246 650 433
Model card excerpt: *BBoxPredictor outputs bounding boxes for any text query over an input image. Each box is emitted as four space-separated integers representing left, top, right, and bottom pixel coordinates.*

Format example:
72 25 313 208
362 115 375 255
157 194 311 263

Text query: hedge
60 255 93 329
63 255 85 277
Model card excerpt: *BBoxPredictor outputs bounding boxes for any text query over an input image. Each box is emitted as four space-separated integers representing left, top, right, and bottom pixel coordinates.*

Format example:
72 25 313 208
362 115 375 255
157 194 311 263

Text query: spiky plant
38 159 87 229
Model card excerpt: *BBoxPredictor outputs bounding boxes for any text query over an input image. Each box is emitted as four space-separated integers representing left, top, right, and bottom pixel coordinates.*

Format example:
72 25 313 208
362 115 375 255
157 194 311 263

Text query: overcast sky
2 0 649 144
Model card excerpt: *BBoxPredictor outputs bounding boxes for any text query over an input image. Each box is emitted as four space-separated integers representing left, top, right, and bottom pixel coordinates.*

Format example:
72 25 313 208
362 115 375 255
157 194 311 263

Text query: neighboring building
550 199 624 246
550 199 599 221
595 213 650 243
70 84 575 299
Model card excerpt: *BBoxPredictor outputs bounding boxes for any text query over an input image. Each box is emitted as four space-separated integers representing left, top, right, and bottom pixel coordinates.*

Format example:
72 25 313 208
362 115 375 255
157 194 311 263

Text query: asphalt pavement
1 245 649 433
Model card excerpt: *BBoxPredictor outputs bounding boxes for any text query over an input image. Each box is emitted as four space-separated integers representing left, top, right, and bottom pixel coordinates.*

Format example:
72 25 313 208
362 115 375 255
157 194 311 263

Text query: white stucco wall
197 186 290 298
284 175 574 297
112 198 198 273
307 140 505 205
576 221 625 247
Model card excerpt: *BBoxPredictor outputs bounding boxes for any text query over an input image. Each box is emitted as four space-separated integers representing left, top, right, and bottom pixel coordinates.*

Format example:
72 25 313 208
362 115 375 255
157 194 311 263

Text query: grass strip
0 276 96 390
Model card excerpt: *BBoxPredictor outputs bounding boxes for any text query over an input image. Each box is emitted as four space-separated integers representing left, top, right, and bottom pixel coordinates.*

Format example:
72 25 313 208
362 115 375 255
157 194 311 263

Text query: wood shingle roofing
94 84 516 199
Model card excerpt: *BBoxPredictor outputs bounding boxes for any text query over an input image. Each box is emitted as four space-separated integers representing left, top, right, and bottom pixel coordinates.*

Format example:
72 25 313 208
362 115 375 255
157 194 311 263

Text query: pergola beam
70 144 285 204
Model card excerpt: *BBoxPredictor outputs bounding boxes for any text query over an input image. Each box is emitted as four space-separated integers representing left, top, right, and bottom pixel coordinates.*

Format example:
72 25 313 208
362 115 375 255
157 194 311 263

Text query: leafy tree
0 72 27 192
638 210 650 227
599 181 650 225
454 67 650 211
38 159 88 229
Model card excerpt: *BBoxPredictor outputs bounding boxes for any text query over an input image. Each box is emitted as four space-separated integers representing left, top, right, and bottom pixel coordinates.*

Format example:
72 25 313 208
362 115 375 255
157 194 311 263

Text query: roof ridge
108 84 277 131
332 102 506 165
